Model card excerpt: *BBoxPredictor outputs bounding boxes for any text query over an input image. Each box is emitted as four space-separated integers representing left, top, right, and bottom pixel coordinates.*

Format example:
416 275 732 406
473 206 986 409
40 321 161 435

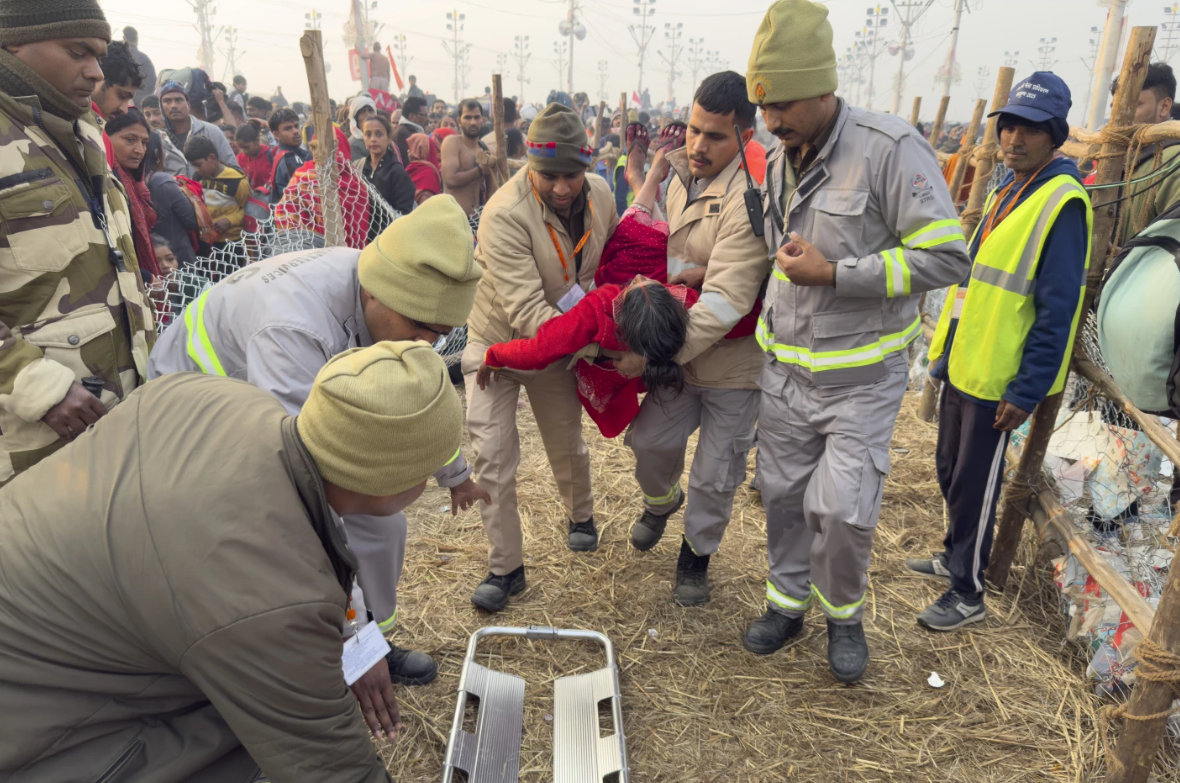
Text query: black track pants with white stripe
935 384 1010 596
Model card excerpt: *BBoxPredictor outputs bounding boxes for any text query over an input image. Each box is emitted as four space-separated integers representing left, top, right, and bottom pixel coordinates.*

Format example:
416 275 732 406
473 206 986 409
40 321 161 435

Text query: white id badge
557 284 586 313
342 622 392 686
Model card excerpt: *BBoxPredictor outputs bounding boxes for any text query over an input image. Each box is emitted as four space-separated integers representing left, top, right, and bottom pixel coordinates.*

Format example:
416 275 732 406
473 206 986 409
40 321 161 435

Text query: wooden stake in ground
928 94 951 148
299 30 342 247
987 27 1157 590
946 98 987 207
619 92 627 130
910 96 922 128
593 99 607 147
491 74 509 188
961 67 1015 241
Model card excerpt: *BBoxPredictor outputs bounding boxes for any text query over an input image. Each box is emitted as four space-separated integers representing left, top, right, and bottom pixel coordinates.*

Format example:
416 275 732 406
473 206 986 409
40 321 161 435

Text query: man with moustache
441 98 496 218
742 0 971 682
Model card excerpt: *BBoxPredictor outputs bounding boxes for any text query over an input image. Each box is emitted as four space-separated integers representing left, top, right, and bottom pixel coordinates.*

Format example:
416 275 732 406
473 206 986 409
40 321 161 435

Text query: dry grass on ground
381 391 1111 782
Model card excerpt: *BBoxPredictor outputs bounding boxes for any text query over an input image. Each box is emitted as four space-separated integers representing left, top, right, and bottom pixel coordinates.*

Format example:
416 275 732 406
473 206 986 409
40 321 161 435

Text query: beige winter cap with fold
746 0 838 105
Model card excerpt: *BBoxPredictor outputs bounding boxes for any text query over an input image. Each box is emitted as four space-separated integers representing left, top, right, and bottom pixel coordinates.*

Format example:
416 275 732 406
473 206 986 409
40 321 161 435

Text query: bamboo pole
960 67 1015 241
929 94 951 149
946 98 987 207
593 99 607 147
910 96 922 127
491 74 509 187
299 30 341 247
987 27 1157 589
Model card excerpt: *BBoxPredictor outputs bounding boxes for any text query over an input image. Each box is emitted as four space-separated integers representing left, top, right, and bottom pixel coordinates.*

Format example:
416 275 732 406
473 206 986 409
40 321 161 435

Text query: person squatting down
743 0 972 683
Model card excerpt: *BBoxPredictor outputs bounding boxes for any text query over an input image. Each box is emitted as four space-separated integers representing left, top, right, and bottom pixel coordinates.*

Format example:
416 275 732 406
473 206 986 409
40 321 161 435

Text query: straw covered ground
380 390 1115 782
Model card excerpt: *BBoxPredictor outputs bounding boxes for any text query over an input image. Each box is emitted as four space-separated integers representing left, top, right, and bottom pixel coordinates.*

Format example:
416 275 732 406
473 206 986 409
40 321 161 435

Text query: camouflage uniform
0 91 154 485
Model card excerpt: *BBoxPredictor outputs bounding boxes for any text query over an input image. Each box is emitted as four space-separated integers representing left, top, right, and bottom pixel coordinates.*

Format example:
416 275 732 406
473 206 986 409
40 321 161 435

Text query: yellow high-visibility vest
928 174 1092 401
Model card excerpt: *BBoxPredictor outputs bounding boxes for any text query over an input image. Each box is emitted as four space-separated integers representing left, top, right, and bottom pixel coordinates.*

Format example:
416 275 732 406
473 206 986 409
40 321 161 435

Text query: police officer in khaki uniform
742 0 971 682
625 71 771 606
462 103 619 612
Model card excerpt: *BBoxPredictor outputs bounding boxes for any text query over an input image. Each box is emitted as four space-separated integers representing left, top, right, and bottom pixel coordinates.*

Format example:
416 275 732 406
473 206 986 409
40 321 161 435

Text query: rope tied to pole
969 140 999 169
1098 636 1180 773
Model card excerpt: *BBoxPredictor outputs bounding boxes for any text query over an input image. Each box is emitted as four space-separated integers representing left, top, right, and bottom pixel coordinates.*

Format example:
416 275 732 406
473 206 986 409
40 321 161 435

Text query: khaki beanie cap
747 0 838 106
526 102 593 173
0 0 111 46
298 341 463 497
358 195 481 328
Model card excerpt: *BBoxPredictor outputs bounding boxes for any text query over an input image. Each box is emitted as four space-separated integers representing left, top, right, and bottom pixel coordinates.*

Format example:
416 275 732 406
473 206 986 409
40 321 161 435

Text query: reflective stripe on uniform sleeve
757 316 922 372
767 581 813 612
698 291 743 329
883 247 911 298
772 268 789 282
445 447 462 466
184 289 227 377
901 218 966 250
810 584 864 620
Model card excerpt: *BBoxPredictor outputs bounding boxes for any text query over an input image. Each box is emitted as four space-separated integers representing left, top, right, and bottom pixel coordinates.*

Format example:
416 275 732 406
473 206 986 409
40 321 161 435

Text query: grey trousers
626 383 759 555
758 368 908 625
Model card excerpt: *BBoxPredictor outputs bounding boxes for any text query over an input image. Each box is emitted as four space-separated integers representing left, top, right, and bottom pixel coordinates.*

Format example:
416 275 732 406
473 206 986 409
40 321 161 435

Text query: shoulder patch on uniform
852 108 912 142
708 202 721 215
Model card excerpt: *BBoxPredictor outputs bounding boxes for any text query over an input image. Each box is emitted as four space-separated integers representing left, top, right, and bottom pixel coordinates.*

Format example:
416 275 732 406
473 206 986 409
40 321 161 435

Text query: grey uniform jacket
759 101 971 387
148 247 472 487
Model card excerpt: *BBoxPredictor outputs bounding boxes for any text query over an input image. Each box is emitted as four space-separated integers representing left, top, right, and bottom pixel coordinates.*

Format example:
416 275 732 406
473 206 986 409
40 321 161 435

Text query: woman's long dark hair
614 282 688 399
145 129 165 176
105 108 152 180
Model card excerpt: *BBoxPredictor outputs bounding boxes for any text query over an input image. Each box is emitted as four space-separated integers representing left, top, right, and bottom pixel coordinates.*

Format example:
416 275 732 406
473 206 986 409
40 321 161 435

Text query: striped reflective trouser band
901 218 966 250
644 483 681 506
767 582 865 620
377 610 397 633
755 316 922 373
184 289 227 377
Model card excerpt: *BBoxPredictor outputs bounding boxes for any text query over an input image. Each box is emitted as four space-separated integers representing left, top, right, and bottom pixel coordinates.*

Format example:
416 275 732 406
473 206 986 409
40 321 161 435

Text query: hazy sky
102 0 1171 125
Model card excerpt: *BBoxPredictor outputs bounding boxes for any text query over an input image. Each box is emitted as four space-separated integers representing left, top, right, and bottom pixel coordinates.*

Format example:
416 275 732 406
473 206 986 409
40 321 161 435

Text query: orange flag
387 46 404 92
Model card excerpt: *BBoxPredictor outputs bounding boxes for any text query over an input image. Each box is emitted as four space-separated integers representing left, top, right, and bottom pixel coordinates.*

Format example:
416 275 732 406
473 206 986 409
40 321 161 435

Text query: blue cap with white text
988 71 1072 124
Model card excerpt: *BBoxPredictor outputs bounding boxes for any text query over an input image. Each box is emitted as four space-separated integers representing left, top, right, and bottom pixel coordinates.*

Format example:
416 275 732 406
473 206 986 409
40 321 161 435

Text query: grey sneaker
630 490 685 551
568 517 599 552
386 645 438 686
917 588 986 632
471 566 526 613
905 552 953 585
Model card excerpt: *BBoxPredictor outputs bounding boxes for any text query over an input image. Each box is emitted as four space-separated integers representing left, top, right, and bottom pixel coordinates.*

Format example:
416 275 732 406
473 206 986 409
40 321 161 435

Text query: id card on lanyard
529 173 595 288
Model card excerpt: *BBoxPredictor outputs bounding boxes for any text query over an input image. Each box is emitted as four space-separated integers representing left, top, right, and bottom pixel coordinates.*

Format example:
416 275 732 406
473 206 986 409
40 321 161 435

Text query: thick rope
1097 632 1180 773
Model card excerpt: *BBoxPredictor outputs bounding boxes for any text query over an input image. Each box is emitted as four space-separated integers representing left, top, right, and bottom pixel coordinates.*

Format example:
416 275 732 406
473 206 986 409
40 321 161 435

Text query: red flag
632 91 640 105
387 46 404 92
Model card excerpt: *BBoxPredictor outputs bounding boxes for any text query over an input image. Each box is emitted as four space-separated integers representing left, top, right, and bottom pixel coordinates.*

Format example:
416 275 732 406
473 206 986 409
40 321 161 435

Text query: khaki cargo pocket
711 429 756 494
21 305 119 399
853 446 891 529
0 176 90 274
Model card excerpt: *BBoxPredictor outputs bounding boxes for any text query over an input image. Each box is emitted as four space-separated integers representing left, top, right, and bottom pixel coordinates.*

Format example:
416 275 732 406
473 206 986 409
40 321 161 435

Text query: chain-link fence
146 158 470 371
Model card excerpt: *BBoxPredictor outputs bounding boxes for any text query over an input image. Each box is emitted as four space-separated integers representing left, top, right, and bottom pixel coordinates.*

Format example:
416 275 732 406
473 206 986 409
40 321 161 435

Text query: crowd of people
4 0 1180 779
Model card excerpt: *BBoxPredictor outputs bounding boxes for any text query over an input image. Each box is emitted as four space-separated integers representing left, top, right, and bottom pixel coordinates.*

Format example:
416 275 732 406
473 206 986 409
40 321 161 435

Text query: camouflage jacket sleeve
0 323 74 422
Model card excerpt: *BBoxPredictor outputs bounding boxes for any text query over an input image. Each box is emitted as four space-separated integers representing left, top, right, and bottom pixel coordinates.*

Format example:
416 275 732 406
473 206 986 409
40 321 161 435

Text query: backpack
1096 199 1180 416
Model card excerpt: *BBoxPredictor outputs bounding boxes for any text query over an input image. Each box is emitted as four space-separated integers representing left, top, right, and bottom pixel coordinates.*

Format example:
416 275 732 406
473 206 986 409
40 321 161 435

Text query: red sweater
484 283 757 438
238 145 275 192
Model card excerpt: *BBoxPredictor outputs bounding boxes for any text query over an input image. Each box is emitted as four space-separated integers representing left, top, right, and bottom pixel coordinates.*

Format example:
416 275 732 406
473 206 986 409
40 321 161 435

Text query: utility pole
687 37 706 91
443 10 466 105
1003 50 1020 68
1088 0 1129 130
304 8 322 31
558 0 585 95
513 35 531 104
1033 37 1057 71
629 0 656 104
935 0 966 98
598 59 610 101
863 6 888 111
973 65 991 99
1161 3 1180 62
496 53 511 83
553 40 569 82
221 26 243 82
189 0 221 75
393 34 413 80
890 0 934 116
352 0 369 91
659 22 683 106
1081 27 1101 123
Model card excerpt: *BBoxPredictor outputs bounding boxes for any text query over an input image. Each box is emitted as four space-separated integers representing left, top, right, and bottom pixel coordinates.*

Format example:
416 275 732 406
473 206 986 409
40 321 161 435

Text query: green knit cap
527 103 593 174
746 0 837 105
0 0 111 46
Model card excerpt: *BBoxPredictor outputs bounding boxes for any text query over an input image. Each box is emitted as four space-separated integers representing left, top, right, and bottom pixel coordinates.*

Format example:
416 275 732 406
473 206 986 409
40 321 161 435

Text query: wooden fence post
960 67 1014 241
986 27 1157 589
910 96 922 127
299 30 342 247
593 99 607 147
929 94 951 148
946 98 987 207
491 74 509 187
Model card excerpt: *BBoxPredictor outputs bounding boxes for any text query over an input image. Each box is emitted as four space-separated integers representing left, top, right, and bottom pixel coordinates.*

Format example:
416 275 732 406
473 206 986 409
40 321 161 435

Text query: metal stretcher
442 626 630 783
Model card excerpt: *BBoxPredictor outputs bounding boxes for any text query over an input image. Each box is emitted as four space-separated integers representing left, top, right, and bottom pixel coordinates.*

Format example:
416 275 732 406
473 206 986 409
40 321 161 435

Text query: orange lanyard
530 173 594 284
981 159 1052 243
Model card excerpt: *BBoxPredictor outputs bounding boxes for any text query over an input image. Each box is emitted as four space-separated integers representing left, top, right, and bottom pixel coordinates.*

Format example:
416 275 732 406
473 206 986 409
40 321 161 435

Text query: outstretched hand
349 656 402 741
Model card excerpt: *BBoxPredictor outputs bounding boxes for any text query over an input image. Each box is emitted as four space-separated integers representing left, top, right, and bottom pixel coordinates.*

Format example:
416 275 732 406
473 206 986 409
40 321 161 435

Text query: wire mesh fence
146 158 470 369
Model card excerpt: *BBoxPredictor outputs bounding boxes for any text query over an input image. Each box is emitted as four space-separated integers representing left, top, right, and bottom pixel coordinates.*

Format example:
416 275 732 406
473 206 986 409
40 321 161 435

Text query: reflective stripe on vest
927 175 1092 400
185 289 227 377
757 314 922 372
